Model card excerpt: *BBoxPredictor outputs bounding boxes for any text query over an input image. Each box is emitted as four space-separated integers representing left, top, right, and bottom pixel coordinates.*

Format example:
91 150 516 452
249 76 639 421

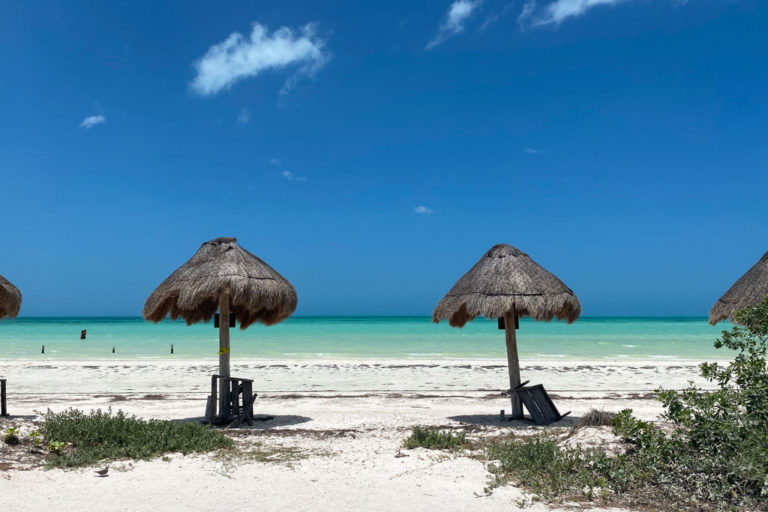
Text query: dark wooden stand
205 375 258 426
503 381 570 425
1 379 7 417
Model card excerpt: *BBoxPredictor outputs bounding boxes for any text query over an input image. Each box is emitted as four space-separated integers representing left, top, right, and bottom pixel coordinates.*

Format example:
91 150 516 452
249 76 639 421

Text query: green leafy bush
486 298 768 511
403 426 467 450
40 408 233 467
647 297 768 508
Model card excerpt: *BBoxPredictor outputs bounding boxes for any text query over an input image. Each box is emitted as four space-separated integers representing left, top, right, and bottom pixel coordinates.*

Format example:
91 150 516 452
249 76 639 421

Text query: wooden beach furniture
205 375 260 426
503 381 570 425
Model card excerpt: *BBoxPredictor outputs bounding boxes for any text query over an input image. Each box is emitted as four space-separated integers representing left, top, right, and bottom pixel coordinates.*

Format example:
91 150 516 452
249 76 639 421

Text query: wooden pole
504 311 523 419
218 291 231 377
1 379 7 417
218 291 231 417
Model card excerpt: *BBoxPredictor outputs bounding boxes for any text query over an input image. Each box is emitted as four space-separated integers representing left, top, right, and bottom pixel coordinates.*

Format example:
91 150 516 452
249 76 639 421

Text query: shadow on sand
448 413 579 428
0 414 38 421
176 414 312 430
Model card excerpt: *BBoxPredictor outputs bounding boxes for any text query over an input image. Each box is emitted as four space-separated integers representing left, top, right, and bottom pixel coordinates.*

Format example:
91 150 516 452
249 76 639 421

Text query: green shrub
486 298 768 511
40 408 233 468
403 426 467 450
646 297 768 508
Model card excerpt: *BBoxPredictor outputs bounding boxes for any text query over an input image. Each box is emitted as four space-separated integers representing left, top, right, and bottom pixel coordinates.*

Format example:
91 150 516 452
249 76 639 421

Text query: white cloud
521 0 631 27
426 0 482 50
281 170 307 182
414 205 435 215
191 22 328 97
525 148 546 154
79 115 106 129
269 158 282 167
237 108 251 124
480 3 514 31
517 1 537 27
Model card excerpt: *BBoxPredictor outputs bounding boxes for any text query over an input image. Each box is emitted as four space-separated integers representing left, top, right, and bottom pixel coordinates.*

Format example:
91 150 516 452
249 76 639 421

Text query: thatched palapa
709 250 768 325
433 244 580 420
432 244 581 327
144 237 296 420
0 274 22 320
143 237 297 329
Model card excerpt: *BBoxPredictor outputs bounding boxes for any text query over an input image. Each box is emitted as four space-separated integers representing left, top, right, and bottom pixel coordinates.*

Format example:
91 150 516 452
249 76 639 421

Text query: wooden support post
504 311 523 419
1 379 7 417
218 291 231 377
218 291 231 417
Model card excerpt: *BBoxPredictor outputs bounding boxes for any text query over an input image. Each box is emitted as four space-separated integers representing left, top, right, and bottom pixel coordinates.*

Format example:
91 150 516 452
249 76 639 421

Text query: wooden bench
205 375 258 426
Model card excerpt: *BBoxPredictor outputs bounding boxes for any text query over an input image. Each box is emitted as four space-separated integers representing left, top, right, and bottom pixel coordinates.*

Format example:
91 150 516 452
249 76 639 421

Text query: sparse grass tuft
403 426 467 451
575 409 615 428
485 434 614 502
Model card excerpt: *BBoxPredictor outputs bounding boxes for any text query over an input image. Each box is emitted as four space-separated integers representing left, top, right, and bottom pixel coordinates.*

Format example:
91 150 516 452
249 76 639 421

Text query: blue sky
1 0 766 317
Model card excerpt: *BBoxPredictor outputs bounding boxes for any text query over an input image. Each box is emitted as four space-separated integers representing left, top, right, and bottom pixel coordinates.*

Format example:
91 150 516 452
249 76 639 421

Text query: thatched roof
709 250 768 325
0 274 21 320
143 237 297 328
433 244 581 327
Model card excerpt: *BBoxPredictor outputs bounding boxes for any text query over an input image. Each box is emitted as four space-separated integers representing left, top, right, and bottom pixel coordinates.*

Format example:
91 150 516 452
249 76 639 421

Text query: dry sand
0 358 714 511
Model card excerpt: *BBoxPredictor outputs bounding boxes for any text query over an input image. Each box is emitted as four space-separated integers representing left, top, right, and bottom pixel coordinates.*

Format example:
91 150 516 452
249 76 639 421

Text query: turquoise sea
0 316 730 360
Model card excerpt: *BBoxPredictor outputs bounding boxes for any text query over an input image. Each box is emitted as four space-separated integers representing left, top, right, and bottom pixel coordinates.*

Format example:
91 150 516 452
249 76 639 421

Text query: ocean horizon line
4 314 713 320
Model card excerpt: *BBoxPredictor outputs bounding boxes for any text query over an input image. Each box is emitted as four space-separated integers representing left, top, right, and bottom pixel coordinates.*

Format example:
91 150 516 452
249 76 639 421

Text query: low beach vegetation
3 426 20 445
485 433 614 501
40 408 233 468
215 441 320 470
484 298 768 511
28 430 43 446
574 408 615 427
403 425 468 451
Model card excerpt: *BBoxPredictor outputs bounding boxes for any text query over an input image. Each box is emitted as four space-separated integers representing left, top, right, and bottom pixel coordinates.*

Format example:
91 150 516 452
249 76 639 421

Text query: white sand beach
0 358 714 511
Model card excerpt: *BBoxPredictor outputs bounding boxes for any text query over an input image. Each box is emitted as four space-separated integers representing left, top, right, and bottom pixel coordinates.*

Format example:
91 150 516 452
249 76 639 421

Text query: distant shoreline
0 316 729 360
2 315 718 320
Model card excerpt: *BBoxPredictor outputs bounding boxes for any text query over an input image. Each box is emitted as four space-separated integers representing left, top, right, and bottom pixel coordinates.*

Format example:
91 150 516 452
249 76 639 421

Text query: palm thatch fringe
709 250 768 325
0 274 22 320
143 237 297 329
433 244 580 327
